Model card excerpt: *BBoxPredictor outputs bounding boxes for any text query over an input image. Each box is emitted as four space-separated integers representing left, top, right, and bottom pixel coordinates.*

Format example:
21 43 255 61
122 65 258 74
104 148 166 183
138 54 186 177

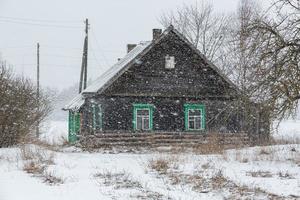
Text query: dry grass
278 171 295 179
148 157 174 175
246 170 273 178
201 163 211 169
23 160 46 174
94 170 165 199
269 136 300 145
131 191 164 200
258 147 271 155
146 154 282 199
192 134 226 154
211 169 228 189
20 145 55 165
20 145 64 185
94 170 142 189
43 171 65 185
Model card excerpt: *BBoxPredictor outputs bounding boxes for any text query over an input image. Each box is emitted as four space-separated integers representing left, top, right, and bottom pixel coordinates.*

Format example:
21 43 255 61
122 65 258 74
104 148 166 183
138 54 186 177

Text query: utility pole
79 18 89 93
36 42 40 137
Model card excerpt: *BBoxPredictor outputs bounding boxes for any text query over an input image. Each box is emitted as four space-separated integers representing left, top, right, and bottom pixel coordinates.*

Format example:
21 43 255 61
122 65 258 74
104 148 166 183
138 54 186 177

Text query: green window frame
68 111 80 143
184 104 205 131
133 104 154 131
92 104 102 131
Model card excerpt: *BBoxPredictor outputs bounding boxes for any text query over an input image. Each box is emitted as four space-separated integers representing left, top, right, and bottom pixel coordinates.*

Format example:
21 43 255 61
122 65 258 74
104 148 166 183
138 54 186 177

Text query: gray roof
63 41 151 111
63 93 85 111
83 41 151 93
63 25 239 111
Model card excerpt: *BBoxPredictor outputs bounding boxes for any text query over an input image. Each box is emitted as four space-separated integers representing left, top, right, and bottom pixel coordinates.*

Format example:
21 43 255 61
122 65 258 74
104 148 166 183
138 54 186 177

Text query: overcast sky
0 0 270 91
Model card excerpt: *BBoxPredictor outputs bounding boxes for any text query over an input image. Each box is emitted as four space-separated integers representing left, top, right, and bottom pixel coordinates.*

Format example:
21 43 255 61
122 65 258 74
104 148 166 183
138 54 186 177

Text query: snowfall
0 120 299 200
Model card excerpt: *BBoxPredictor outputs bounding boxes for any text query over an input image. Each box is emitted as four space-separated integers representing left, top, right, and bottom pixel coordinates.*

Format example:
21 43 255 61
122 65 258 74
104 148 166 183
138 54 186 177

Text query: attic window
165 55 175 69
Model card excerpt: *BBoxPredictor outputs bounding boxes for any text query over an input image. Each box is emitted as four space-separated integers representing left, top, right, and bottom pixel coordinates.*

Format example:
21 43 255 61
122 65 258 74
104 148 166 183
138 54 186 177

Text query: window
133 104 154 131
165 55 175 69
92 104 102 131
184 104 205 131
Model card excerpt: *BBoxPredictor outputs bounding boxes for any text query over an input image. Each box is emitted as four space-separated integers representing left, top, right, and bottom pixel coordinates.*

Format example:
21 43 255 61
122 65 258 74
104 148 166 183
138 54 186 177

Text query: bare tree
243 0 300 120
0 62 52 147
160 2 231 69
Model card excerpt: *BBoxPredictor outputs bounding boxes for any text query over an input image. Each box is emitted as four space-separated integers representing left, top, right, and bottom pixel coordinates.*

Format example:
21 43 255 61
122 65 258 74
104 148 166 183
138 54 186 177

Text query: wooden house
63 26 269 144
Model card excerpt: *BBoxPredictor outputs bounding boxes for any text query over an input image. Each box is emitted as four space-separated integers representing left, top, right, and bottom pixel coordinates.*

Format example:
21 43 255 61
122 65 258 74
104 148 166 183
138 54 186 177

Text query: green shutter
68 111 79 143
75 112 80 133
68 111 72 135
184 104 205 131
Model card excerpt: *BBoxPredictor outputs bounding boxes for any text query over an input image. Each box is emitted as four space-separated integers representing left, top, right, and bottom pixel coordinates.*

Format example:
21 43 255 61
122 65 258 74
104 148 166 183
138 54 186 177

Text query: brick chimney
127 44 137 53
152 29 162 40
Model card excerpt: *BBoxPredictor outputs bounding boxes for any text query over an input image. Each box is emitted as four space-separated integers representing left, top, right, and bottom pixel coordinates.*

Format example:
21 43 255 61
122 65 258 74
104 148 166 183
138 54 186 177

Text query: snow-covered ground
0 120 299 200
1 144 299 200
273 119 300 140
39 121 68 145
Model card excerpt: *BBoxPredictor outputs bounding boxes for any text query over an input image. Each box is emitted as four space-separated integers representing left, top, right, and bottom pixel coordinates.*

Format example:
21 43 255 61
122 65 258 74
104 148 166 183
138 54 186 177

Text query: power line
0 18 82 29
90 29 110 66
0 16 82 24
1 44 124 53
90 43 103 68
0 45 34 49
12 63 108 69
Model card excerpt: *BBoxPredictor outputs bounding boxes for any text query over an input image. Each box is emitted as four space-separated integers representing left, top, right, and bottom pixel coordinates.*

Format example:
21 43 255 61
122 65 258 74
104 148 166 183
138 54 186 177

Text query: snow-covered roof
63 93 85 111
63 41 151 110
82 41 151 94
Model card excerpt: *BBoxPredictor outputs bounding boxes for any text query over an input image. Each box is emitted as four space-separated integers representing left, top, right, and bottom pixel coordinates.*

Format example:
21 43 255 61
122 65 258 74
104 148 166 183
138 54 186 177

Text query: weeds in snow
43 171 65 185
20 145 64 185
94 170 165 199
258 147 271 155
278 171 295 179
147 156 179 175
23 160 46 174
94 170 142 189
20 145 55 165
246 170 273 178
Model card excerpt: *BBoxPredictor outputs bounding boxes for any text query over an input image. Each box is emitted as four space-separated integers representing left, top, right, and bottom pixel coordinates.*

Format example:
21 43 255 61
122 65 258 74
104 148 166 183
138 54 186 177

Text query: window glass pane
189 109 201 116
143 118 149 130
96 106 102 129
189 120 195 129
137 116 142 130
195 116 201 129
137 109 149 116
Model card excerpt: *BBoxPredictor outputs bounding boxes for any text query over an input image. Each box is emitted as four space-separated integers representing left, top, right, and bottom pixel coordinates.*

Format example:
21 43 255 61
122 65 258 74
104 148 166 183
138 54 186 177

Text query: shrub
0 63 52 147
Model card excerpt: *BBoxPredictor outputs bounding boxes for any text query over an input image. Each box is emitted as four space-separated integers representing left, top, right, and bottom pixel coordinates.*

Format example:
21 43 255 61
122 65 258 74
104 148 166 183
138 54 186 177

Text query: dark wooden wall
78 30 269 138
103 30 237 98
81 96 246 134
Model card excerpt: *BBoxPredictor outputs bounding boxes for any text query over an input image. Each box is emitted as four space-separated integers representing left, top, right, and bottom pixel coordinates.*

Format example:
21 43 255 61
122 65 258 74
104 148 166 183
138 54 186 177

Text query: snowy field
0 120 299 200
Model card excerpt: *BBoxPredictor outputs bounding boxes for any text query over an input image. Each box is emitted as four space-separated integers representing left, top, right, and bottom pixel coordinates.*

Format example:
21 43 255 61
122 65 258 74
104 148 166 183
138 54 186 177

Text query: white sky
0 0 270 90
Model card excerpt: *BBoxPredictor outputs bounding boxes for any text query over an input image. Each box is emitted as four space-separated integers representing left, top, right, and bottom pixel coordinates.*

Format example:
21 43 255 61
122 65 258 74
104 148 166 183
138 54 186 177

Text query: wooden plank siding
68 27 270 146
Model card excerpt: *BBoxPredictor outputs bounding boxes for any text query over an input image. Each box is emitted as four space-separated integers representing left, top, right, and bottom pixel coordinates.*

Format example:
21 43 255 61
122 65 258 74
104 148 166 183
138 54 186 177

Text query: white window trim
135 108 151 131
187 108 203 130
